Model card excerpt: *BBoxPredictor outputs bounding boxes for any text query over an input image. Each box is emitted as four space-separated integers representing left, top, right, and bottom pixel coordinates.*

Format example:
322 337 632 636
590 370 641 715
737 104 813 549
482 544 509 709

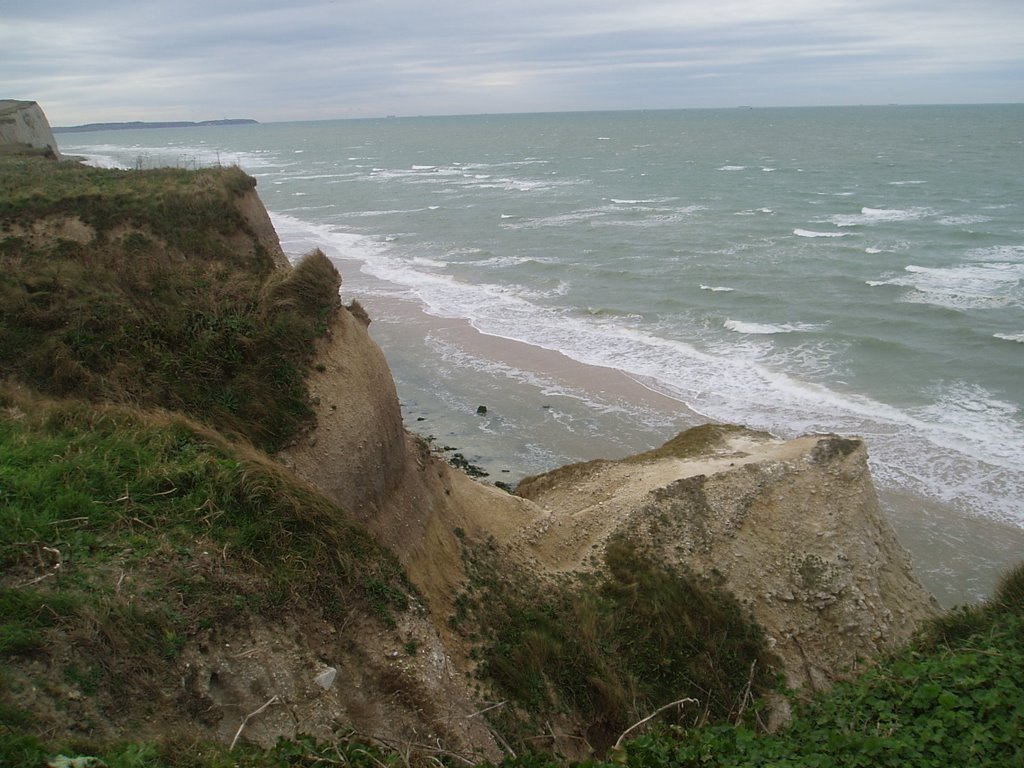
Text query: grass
454 537 777 753
605 562 1024 767
0 387 411 745
0 155 337 452
0 386 409 623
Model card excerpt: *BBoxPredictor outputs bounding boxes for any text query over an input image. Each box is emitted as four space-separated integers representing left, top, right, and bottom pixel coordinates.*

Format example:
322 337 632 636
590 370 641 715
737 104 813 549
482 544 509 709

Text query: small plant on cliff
457 537 777 753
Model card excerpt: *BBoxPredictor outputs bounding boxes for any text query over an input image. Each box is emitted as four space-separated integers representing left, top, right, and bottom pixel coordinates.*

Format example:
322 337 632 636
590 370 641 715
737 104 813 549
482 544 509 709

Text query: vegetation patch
454 537 777 753
626 424 757 464
0 387 410 744
0 155 339 452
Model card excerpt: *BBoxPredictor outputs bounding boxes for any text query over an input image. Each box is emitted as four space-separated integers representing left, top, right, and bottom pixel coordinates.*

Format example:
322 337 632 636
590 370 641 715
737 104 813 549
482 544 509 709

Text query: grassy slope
0 154 410 762
0 156 337 452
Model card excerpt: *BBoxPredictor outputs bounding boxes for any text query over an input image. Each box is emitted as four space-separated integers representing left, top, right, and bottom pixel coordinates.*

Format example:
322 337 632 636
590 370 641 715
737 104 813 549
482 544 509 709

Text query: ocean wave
994 332 1024 343
67 141 279 172
869 262 1024 310
410 256 448 269
794 229 850 238
938 214 993 226
64 151 129 169
718 165 746 171
700 285 735 292
828 207 933 227
966 245 1024 262
724 319 825 335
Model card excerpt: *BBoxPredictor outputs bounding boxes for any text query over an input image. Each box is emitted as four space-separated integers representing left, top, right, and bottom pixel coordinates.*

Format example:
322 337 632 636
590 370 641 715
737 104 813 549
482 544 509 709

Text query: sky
4 0 1023 125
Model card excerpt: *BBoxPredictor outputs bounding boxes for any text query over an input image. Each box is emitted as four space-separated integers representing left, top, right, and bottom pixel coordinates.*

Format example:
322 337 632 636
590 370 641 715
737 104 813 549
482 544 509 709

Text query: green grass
0 155 337 451
605 563 1024 767
0 388 411 740
455 537 777 752
0 387 408 619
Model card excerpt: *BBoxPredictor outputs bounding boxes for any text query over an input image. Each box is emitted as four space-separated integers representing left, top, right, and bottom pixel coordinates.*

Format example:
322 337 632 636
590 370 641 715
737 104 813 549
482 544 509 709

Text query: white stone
314 666 337 690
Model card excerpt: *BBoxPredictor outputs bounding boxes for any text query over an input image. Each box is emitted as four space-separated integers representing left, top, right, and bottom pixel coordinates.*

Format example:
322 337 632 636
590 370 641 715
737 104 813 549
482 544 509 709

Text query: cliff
0 99 61 158
514 427 940 694
0 116 943 762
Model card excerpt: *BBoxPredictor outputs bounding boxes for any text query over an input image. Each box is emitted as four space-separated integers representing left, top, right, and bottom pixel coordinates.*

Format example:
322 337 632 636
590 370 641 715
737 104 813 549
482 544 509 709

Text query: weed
457 537 776 752
0 156 337 452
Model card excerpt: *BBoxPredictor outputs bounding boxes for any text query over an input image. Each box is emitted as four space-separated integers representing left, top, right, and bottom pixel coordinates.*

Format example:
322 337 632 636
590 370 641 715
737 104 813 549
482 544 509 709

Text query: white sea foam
65 140 280 173
410 256 448 269
966 245 1024 262
65 151 129 169
700 285 735 292
939 214 993 226
610 198 673 205
718 165 746 171
794 229 850 238
724 320 824 335
994 333 1024 343
828 207 932 227
865 247 883 254
892 263 1024 309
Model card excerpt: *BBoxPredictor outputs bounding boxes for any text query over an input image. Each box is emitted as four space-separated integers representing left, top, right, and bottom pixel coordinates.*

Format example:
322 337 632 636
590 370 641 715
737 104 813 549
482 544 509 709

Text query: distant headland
53 118 258 133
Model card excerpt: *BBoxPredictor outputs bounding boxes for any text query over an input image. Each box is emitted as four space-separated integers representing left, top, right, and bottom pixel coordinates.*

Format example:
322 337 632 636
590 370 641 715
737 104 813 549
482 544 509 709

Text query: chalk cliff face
514 427 940 694
0 100 61 158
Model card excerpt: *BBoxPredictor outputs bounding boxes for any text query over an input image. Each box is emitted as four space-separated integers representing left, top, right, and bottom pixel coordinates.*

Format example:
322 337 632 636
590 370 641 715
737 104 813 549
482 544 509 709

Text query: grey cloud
3 0 1022 124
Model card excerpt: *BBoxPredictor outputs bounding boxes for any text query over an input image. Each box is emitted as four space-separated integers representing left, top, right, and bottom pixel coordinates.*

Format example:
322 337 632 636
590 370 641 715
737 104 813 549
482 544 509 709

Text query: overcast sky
5 0 1023 125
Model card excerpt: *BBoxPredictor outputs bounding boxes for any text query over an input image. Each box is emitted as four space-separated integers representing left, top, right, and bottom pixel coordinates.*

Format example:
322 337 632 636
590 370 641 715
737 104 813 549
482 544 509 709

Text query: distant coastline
53 118 258 134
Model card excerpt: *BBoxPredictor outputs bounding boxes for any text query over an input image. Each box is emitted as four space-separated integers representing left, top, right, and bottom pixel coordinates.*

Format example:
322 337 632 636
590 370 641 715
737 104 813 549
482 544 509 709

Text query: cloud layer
5 0 1023 124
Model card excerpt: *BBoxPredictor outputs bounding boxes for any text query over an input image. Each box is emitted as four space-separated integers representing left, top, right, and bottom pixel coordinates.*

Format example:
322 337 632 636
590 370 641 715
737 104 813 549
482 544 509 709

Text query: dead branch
466 700 507 719
229 695 279 751
614 697 699 750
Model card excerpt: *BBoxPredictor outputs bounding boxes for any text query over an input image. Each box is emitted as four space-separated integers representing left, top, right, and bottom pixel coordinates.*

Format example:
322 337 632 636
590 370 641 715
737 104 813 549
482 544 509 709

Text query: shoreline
320 251 1024 609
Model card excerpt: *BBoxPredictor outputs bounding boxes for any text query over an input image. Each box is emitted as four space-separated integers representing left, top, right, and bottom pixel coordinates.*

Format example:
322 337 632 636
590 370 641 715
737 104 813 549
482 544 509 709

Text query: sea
61 104 1024 605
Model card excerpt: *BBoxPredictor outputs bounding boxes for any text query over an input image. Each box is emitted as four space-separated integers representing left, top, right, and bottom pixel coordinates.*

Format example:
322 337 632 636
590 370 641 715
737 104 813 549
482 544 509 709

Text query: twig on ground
466 700 507 719
734 660 758 724
229 695 280 751
614 697 699 750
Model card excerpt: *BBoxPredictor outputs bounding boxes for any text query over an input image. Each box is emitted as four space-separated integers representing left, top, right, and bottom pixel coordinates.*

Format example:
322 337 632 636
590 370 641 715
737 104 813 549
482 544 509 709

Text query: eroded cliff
0 100 61 158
